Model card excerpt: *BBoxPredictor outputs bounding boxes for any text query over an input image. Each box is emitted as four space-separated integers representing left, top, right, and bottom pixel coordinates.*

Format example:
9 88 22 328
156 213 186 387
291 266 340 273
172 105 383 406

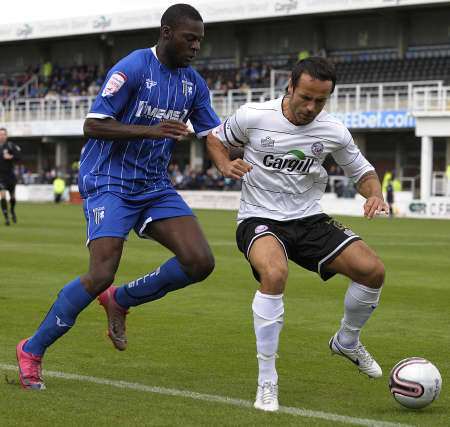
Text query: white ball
389 357 442 409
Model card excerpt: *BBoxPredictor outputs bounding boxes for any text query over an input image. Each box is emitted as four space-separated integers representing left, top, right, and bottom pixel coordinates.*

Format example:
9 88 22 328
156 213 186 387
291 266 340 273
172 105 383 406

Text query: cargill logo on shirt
135 101 189 120
262 149 314 173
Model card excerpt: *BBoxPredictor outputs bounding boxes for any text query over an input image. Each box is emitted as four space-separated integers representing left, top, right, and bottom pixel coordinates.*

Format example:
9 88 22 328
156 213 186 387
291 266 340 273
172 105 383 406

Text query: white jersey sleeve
332 128 375 183
211 104 249 149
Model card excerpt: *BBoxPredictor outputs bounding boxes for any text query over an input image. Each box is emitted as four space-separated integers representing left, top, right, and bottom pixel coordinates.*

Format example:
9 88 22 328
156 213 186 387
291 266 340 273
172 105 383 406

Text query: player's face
0 130 7 144
287 73 333 125
165 19 204 67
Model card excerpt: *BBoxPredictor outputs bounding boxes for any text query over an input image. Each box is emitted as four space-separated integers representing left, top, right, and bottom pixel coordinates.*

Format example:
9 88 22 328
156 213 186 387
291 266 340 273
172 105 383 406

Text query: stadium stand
336 57 450 84
1 45 449 101
1 2 450 205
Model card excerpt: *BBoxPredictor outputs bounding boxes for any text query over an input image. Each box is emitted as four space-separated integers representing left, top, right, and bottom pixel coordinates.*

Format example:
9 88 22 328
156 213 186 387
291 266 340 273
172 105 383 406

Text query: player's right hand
147 120 189 140
221 159 252 180
3 149 13 160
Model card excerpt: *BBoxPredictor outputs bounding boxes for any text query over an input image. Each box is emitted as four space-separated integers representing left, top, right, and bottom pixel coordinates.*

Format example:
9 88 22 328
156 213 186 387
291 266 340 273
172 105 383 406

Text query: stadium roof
0 0 449 43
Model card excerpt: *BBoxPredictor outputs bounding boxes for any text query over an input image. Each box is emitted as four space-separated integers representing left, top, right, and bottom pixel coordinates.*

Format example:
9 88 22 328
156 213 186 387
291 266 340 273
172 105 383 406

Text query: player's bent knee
259 266 287 293
182 251 215 282
358 258 385 289
372 259 385 288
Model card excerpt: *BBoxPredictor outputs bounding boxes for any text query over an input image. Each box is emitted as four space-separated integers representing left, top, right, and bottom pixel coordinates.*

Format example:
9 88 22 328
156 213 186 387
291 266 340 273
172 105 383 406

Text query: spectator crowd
0 62 105 103
13 160 354 197
3 49 357 197
0 52 305 102
168 163 241 191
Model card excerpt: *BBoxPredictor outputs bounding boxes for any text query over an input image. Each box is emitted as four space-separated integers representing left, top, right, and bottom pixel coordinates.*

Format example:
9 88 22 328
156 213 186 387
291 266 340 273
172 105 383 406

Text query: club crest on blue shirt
182 79 193 96
102 72 127 97
146 79 157 89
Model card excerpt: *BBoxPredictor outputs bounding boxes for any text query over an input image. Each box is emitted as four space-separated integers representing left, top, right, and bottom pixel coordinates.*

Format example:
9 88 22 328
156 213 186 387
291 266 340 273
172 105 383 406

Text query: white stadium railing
0 80 447 124
210 88 271 118
412 85 450 112
0 96 95 122
328 81 444 113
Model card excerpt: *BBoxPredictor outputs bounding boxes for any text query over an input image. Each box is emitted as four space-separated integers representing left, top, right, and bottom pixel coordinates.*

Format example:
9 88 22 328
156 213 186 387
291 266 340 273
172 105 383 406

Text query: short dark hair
161 4 203 28
0 127 7 133
291 57 336 93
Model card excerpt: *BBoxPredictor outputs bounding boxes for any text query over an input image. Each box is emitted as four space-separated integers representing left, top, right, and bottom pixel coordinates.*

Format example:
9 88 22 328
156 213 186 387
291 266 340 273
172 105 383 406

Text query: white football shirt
212 97 374 222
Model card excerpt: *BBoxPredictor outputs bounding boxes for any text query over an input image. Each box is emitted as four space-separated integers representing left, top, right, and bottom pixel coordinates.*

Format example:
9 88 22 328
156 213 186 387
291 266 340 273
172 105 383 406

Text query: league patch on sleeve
102 72 127 97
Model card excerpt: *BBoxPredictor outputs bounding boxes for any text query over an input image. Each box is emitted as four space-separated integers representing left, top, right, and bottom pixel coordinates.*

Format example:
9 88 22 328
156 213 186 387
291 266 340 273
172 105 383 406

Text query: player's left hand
221 158 252 179
364 196 389 219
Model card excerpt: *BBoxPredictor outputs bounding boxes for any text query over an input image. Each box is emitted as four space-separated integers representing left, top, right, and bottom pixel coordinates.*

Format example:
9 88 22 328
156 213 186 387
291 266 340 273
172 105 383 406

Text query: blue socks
115 257 193 308
24 277 94 356
23 258 193 356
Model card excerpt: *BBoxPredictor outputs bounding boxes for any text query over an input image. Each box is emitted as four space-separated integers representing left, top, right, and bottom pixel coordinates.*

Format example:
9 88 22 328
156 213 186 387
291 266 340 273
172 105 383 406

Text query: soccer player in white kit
207 57 389 412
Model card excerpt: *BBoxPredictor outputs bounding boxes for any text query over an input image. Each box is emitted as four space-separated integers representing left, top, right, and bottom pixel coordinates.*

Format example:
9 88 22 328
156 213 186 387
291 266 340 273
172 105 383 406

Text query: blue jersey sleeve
87 51 143 121
189 76 221 137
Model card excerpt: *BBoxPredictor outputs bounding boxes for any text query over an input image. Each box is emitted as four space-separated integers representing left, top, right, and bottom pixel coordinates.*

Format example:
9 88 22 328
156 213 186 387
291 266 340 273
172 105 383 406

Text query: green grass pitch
0 203 448 426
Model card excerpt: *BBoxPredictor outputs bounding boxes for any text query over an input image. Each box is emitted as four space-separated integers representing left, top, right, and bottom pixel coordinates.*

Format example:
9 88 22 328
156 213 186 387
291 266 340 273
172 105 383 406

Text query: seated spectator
45 87 59 100
249 62 261 85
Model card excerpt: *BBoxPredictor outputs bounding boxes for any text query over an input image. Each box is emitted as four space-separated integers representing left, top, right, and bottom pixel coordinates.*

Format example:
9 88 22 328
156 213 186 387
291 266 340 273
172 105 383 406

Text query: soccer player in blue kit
16 4 220 390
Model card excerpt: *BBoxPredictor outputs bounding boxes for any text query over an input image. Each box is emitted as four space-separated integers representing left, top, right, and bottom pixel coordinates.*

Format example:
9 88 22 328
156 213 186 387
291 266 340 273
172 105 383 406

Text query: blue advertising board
331 110 416 129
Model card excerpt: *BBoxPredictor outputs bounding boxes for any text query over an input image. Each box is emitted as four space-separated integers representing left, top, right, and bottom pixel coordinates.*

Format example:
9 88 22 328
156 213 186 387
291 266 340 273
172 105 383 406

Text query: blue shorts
83 190 194 244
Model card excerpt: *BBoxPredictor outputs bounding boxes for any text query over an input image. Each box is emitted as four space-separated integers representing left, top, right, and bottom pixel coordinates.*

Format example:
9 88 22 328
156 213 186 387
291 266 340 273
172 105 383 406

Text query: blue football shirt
79 47 220 199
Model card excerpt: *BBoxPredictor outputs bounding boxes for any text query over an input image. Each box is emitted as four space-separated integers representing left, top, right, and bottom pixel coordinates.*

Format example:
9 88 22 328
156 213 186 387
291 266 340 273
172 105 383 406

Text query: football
389 357 442 409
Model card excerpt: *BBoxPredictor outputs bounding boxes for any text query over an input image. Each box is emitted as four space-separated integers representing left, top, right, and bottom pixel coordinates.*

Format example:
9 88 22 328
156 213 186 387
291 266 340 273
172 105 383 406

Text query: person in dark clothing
386 180 394 218
0 128 21 225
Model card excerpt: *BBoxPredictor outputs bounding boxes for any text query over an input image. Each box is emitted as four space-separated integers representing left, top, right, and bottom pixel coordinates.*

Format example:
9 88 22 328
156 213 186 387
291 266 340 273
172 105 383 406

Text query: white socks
337 281 382 348
252 290 284 386
252 283 381 383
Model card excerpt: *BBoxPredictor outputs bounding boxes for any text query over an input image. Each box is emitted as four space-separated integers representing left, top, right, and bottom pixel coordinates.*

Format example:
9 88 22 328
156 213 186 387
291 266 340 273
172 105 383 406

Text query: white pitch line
0 363 413 427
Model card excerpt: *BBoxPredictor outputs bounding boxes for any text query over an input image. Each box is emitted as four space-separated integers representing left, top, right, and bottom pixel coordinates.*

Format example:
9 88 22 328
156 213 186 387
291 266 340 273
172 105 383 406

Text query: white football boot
329 333 382 378
254 381 279 412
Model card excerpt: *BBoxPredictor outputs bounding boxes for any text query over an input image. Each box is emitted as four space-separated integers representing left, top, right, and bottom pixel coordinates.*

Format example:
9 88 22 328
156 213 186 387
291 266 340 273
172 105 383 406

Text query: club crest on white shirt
311 141 324 156
102 72 127 97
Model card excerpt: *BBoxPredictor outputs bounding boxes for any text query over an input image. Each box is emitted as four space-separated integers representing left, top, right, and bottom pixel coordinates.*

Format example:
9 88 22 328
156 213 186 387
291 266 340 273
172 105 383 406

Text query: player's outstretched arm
83 118 189 141
356 171 390 219
206 132 252 179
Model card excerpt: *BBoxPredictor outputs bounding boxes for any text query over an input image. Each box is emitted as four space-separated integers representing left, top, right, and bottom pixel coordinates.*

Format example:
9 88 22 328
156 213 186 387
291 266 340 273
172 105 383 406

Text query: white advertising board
0 0 448 42
3 120 84 137
13 186 450 220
